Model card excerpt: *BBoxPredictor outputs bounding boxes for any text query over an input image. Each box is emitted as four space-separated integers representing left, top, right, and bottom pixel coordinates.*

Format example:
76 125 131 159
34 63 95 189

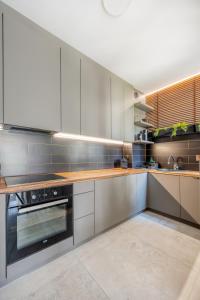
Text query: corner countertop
148 169 200 177
0 168 199 194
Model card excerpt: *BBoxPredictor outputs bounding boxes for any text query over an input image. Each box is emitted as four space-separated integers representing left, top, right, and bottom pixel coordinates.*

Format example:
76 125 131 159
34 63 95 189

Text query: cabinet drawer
74 214 94 245
73 181 94 195
74 192 94 220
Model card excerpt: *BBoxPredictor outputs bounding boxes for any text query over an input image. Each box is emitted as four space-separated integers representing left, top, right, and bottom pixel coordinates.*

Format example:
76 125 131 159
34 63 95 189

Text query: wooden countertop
0 168 146 194
0 168 199 194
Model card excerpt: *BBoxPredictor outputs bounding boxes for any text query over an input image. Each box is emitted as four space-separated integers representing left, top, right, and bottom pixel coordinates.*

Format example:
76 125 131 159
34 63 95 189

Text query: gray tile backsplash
0 129 124 176
122 143 146 168
146 138 200 171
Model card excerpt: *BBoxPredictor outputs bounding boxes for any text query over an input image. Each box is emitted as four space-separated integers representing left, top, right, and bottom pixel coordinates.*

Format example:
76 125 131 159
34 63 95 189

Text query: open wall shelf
134 120 155 129
134 140 154 145
134 101 154 113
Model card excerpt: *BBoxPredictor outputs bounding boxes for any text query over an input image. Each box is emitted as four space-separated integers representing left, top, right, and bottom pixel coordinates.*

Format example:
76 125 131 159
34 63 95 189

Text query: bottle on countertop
120 157 128 169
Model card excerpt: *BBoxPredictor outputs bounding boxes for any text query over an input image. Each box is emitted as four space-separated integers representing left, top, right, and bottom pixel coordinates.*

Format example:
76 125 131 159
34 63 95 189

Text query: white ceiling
2 0 200 94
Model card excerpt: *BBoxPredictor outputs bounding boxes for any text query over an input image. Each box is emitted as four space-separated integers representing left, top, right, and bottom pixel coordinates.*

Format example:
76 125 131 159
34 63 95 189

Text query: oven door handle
18 198 69 214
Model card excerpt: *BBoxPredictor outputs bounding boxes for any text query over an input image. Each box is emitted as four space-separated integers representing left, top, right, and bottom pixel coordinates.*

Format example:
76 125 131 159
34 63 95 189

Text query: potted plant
171 122 190 137
151 122 194 140
152 126 171 139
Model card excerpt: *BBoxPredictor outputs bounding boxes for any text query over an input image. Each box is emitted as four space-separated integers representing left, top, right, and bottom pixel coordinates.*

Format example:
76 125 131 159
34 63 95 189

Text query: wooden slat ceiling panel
158 78 194 127
146 77 198 128
195 75 200 123
145 94 158 127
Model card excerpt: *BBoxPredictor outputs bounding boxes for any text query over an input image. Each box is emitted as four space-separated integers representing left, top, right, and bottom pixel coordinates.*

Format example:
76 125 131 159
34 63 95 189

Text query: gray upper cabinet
0 12 3 124
148 173 180 217
124 83 134 142
180 176 200 224
81 57 111 139
3 11 61 131
61 45 81 134
111 74 124 140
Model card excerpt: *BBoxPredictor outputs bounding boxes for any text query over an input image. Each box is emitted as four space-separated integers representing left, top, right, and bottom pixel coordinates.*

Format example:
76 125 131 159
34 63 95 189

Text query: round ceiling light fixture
102 0 133 17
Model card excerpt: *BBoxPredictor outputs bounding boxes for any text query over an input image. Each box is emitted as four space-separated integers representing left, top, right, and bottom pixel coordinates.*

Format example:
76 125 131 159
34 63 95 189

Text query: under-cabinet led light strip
145 71 200 96
54 132 124 145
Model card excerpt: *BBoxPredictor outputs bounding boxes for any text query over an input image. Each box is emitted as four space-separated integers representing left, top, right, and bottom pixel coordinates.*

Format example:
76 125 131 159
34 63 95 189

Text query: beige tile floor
1 211 200 300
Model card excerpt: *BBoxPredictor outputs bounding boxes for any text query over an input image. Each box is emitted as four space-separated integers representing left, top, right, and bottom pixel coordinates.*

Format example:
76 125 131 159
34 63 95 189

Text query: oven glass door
7 198 73 265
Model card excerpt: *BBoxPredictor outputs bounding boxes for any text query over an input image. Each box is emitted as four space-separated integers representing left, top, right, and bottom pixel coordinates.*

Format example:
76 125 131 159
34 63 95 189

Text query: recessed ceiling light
102 0 133 17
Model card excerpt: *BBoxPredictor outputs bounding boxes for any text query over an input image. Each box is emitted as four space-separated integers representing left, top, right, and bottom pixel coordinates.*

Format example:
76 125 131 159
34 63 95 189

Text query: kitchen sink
156 169 194 172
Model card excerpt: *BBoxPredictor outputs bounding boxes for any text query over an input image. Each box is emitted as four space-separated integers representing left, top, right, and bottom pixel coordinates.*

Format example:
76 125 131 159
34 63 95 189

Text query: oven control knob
32 194 37 200
53 191 58 196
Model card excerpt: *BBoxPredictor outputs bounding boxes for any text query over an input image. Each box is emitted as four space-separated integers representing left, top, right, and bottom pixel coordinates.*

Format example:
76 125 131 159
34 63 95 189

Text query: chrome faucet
167 155 179 170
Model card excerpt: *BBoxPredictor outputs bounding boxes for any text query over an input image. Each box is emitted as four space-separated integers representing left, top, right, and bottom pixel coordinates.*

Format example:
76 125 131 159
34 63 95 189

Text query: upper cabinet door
111 74 124 141
124 83 134 142
81 57 111 139
3 13 61 131
0 12 3 124
61 45 81 134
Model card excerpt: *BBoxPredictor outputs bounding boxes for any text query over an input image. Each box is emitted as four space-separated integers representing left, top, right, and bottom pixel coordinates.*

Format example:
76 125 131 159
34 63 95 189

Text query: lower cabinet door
125 173 147 217
74 214 94 245
148 173 180 217
136 173 147 213
0 195 6 284
125 174 137 216
180 176 200 224
95 176 126 234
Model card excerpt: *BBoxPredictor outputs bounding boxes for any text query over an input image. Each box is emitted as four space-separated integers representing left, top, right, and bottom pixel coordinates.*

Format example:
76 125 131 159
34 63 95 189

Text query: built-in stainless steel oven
6 185 73 265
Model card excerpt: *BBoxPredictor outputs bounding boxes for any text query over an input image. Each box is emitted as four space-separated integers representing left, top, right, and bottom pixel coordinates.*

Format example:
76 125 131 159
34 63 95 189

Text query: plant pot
159 128 172 138
175 124 195 136
195 124 200 133
152 128 172 140
151 124 195 142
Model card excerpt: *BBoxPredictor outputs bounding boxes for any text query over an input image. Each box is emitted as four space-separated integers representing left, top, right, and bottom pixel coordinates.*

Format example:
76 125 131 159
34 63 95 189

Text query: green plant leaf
170 122 189 137
171 126 177 137
153 128 160 137
179 122 189 132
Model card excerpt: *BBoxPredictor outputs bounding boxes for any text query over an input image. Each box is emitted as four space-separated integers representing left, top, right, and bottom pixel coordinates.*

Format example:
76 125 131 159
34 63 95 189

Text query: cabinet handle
193 177 200 180
18 199 69 214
